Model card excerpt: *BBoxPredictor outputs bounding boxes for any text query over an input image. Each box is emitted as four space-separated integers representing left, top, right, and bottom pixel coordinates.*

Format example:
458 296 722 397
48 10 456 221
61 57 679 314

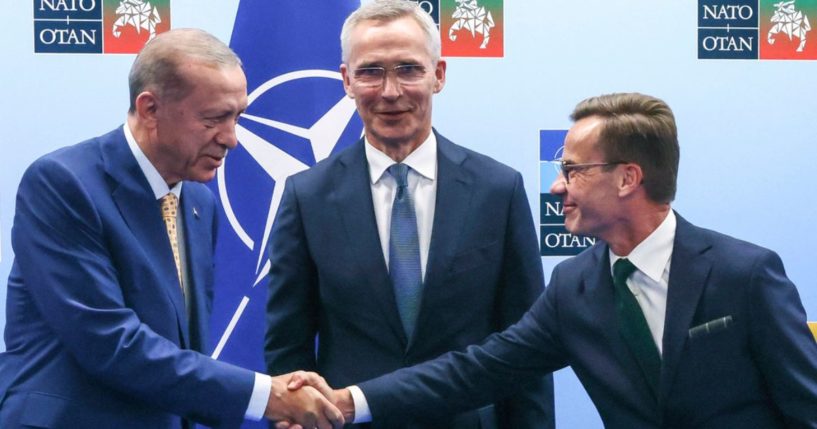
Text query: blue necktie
388 163 423 338
613 258 661 397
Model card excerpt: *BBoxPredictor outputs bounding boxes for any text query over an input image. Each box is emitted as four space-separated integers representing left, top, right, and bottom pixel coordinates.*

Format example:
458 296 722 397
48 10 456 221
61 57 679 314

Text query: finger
326 403 345 429
292 371 334 401
286 372 306 390
318 392 345 429
317 414 334 429
275 421 293 429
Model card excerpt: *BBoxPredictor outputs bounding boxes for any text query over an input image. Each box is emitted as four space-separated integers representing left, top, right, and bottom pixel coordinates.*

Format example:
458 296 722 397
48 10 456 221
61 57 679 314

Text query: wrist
336 388 356 422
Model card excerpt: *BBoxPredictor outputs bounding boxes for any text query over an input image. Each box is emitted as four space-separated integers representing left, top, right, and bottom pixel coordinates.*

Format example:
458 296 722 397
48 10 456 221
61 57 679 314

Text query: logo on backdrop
698 0 816 59
33 0 170 54
410 0 440 27
206 2 362 397
409 0 504 57
442 0 503 57
539 130 596 257
209 68 361 361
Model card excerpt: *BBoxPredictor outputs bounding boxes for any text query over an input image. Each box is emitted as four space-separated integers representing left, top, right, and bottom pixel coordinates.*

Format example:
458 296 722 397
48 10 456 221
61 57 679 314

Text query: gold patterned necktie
160 193 184 294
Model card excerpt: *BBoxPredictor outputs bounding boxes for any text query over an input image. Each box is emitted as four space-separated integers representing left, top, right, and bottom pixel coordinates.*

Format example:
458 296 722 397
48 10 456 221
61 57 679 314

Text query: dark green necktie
613 258 661 397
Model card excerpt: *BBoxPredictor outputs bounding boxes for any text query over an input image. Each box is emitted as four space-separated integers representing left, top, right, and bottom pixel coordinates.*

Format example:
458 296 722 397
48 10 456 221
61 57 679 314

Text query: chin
189 171 217 184
564 221 586 237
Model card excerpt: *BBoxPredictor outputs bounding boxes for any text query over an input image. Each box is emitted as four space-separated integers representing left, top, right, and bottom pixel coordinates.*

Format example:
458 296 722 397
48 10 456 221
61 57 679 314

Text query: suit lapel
410 133 472 350
180 187 207 350
658 214 712 406
334 140 408 345
101 129 190 347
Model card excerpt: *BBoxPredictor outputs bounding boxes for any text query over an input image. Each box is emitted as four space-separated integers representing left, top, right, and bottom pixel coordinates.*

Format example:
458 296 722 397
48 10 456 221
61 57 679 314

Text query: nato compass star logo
211 70 363 357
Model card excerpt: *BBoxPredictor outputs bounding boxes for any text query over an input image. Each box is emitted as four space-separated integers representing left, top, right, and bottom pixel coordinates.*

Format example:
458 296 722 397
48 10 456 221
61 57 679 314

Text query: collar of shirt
124 122 183 200
609 210 677 282
364 132 437 184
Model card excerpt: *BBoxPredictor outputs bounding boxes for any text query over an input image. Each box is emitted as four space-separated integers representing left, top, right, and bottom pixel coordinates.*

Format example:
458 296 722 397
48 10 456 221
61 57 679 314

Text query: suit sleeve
493 172 555 428
747 250 817 427
12 157 255 427
265 176 320 374
357 287 567 425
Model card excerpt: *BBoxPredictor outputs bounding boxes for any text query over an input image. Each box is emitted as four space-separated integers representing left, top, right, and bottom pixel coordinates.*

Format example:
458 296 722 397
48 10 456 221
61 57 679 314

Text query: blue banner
207 1 362 426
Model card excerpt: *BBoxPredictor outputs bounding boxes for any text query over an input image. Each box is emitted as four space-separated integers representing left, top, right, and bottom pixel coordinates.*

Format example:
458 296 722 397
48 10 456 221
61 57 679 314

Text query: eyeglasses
554 160 625 184
351 64 427 87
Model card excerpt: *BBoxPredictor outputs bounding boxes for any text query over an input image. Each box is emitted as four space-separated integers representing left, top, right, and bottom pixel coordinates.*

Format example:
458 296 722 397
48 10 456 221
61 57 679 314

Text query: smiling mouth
377 110 407 116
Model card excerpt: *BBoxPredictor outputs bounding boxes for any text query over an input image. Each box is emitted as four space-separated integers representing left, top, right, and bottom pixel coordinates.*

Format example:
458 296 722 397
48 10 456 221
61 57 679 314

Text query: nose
217 120 240 149
380 73 402 99
549 174 567 195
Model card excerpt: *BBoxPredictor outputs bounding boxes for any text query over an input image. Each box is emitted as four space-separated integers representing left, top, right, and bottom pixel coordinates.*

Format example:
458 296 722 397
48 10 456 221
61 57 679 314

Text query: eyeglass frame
350 64 428 88
553 160 627 184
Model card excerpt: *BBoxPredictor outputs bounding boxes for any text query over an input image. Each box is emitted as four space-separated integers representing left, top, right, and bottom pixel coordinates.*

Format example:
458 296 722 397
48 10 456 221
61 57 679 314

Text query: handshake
265 371 355 429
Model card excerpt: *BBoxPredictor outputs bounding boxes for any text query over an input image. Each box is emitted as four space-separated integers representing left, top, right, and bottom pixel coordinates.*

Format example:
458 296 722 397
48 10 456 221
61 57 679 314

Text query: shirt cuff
245 372 272 421
348 385 372 423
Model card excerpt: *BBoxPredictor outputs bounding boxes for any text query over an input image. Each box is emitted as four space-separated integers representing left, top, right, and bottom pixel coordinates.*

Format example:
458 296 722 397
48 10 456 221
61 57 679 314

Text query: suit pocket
449 240 500 276
688 315 734 340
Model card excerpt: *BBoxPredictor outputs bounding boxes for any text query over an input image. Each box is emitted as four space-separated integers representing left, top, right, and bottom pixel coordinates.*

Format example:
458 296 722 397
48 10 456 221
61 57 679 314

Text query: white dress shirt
124 123 270 421
349 133 439 423
608 210 677 354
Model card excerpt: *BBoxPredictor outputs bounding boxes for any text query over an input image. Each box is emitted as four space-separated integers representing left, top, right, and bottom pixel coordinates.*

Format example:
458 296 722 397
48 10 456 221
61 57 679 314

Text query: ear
134 91 160 129
617 163 643 198
433 59 446 94
340 63 354 99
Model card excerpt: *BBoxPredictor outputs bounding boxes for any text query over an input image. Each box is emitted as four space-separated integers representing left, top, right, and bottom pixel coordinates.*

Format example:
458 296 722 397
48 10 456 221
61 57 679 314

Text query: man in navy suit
264 1 554 428
296 92 817 428
0 29 342 429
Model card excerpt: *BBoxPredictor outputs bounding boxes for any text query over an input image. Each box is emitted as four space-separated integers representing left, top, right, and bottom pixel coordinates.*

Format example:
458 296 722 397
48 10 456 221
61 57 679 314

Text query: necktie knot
388 163 410 188
161 193 179 221
613 258 637 287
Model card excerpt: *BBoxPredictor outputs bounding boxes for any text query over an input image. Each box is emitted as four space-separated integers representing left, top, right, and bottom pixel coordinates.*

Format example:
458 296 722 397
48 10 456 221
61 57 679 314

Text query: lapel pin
193 207 199 219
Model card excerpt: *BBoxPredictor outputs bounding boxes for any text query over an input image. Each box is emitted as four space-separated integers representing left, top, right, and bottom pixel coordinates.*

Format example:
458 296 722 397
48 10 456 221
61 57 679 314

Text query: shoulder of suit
438 135 520 180
23 129 117 185
683 220 775 263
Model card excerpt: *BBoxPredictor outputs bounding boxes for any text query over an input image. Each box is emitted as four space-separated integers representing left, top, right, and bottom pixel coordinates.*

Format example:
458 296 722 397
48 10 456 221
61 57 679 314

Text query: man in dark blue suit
303 93 817 428
0 29 342 429
264 1 554 428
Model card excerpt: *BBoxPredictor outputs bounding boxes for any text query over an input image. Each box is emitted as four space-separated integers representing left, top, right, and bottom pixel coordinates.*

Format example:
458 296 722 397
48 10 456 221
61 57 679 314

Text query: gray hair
128 28 242 112
340 0 440 63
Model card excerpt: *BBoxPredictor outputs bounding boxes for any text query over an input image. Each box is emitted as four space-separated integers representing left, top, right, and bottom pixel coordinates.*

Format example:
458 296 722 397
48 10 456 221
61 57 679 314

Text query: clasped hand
266 371 346 429
268 371 354 429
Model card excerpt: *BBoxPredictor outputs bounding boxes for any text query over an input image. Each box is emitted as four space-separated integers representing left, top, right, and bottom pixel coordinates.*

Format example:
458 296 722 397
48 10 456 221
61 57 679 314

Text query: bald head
128 28 242 113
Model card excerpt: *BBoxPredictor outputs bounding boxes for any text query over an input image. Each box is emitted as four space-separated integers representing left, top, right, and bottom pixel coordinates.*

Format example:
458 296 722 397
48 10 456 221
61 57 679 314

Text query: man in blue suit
264 1 554 428
303 93 817 428
0 29 342 429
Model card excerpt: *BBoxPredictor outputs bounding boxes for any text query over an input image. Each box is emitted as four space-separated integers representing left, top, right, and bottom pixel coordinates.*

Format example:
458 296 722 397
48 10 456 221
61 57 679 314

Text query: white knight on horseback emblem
448 0 495 49
767 0 811 52
112 0 163 41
